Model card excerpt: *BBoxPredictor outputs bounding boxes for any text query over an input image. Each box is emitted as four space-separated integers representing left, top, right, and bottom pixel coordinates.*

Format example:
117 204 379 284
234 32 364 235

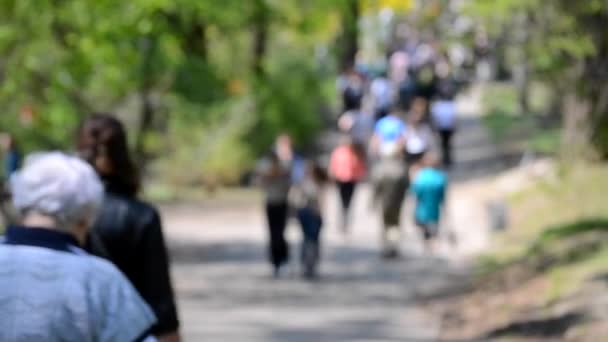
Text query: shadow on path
170 237 471 340
484 312 587 339
170 238 469 304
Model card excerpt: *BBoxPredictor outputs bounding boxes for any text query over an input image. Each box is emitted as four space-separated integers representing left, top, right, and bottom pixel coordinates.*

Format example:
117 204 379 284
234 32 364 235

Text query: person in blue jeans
292 161 327 279
411 153 447 254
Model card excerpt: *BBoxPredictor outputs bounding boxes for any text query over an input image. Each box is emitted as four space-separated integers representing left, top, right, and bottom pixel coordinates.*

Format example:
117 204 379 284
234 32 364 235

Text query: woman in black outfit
260 152 291 277
77 114 180 342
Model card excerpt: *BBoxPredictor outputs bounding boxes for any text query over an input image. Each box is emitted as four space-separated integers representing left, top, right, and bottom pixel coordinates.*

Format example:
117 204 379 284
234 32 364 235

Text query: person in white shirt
431 91 457 167
404 98 435 166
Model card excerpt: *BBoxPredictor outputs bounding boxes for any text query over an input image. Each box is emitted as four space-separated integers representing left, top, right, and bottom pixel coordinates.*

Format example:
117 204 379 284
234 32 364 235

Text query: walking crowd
259 41 459 280
0 40 459 342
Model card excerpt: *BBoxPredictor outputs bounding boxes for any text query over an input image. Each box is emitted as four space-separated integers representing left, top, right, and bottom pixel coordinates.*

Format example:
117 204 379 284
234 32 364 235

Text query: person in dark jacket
1 133 20 177
0 133 20 225
77 114 180 342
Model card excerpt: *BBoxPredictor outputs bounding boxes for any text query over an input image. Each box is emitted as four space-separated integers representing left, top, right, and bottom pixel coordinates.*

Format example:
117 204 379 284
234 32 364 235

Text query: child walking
411 153 448 254
292 161 327 279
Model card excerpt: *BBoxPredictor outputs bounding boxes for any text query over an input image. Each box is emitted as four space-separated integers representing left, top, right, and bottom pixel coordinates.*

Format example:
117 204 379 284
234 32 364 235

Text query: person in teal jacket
411 153 447 253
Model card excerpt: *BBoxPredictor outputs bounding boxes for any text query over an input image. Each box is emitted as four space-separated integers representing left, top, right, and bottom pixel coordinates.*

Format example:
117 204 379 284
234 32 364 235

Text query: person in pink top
329 136 366 234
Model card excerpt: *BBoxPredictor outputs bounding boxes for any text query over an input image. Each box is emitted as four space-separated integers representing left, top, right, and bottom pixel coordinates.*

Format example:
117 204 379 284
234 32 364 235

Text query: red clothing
329 145 366 182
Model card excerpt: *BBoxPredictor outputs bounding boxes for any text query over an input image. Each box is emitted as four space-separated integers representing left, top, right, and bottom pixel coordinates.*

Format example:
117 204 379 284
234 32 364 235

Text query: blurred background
1 0 607 186
1 0 608 340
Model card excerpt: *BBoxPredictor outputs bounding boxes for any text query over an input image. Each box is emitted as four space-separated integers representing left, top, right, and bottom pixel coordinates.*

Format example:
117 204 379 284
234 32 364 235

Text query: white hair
10 152 104 228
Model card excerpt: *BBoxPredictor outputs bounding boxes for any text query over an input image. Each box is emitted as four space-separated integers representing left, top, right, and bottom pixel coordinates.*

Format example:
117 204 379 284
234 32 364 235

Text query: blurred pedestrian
338 109 375 151
370 106 408 258
398 69 418 111
329 135 366 235
275 133 307 185
414 63 438 104
371 147 408 259
1 152 156 340
259 152 291 277
0 134 20 225
411 153 448 254
404 98 435 166
431 89 457 168
291 161 327 279
370 71 394 121
77 114 180 342
337 67 365 113
1 133 20 177
370 105 407 157
389 50 409 85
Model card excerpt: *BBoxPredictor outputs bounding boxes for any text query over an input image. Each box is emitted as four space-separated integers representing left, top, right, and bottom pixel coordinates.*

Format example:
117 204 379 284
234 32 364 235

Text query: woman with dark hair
77 114 180 342
259 151 291 278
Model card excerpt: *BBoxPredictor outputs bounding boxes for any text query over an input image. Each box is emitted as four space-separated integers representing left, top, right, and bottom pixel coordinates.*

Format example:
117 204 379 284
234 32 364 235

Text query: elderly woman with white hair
0 152 156 341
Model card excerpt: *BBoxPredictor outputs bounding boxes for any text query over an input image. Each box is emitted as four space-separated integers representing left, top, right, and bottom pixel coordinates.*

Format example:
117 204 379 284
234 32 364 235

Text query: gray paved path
164 185 474 341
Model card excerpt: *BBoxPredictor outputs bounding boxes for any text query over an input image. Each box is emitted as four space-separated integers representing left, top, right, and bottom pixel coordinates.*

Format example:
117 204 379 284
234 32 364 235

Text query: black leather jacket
88 191 179 336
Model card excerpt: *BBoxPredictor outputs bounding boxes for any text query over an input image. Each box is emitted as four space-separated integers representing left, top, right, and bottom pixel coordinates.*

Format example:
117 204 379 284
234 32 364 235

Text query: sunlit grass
477 163 608 282
144 182 261 205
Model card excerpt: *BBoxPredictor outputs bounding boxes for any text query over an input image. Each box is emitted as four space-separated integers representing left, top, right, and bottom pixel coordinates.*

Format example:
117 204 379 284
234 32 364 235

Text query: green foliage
250 58 325 153
528 129 560 156
0 0 350 184
468 0 608 158
475 164 608 304
481 82 559 154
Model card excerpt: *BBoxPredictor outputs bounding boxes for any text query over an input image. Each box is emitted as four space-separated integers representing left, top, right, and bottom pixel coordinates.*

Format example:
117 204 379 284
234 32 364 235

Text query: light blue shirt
0 238 156 341
431 100 456 130
374 116 406 144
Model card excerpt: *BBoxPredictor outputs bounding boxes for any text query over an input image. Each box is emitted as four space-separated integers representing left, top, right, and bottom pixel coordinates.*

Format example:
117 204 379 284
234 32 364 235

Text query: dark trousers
297 207 323 277
405 151 425 165
297 208 322 244
265 202 289 268
439 129 454 167
337 181 356 212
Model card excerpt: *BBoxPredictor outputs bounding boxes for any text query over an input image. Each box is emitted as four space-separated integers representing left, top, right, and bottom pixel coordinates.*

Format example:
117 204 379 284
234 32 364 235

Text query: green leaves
0 0 354 181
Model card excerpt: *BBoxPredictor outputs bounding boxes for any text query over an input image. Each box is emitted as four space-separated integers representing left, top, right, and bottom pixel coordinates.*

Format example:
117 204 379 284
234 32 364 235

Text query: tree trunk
339 0 360 71
561 93 592 160
134 36 156 170
585 15 608 159
184 20 208 61
516 60 530 114
162 11 208 61
514 12 531 114
252 0 269 78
